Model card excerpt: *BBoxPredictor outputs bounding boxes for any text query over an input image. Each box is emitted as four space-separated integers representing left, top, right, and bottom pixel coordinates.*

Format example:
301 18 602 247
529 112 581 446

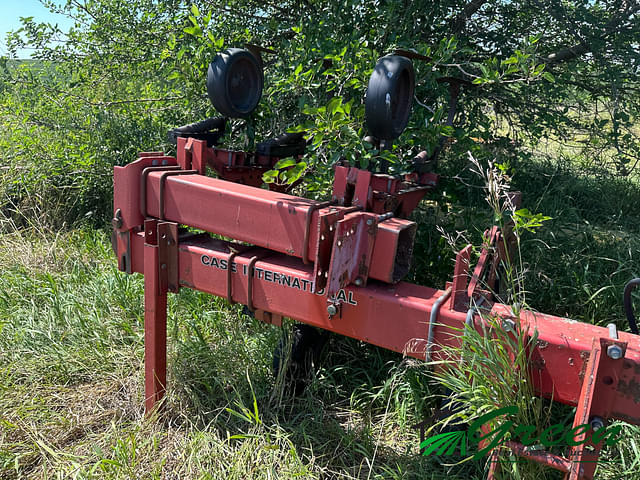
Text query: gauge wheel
365 55 415 140
207 48 264 118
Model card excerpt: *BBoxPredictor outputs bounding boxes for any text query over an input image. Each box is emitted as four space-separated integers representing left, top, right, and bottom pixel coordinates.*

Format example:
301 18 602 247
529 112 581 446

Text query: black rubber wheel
207 48 263 118
272 324 329 396
365 55 415 140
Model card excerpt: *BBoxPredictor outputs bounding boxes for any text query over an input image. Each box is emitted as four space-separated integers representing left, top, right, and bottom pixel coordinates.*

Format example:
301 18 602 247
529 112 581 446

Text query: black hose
167 117 226 145
171 116 226 134
623 278 640 335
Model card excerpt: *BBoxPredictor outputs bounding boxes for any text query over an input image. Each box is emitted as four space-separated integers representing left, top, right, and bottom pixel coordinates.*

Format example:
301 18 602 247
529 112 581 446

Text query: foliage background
1 0 639 478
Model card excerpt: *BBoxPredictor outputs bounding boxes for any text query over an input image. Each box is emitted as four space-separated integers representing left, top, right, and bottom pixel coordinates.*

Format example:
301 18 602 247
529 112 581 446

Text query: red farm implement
112 47 640 479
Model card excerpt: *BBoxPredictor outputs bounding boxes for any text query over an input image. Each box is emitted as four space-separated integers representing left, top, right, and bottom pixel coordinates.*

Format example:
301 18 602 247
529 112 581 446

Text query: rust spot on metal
617 378 640 403
578 351 590 382
531 350 546 370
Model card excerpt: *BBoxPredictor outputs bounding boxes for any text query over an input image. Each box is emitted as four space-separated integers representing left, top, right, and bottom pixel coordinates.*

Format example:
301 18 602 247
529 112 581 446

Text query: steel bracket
489 336 629 480
157 221 179 294
312 208 342 292
326 212 378 297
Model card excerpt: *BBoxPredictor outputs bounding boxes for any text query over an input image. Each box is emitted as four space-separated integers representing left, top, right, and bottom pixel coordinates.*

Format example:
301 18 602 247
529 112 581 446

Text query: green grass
1 151 640 479
0 227 486 479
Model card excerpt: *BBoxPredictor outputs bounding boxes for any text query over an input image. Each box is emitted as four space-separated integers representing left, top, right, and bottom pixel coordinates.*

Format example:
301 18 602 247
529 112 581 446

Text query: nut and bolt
607 344 623 360
354 278 363 286
589 416 605 432
607 323 618 340
501 319 516 332
327 304 338 316
366 218 374 226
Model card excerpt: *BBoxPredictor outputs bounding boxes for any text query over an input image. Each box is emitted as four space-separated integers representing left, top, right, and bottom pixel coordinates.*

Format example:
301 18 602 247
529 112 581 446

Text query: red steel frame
113 144 640 480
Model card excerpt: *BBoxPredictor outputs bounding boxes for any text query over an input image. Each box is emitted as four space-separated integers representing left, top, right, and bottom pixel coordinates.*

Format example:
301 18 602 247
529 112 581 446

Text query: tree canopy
2 0 639 226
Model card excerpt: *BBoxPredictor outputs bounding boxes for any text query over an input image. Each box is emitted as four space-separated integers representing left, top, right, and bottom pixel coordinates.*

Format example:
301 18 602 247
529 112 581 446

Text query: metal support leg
144 219 167 413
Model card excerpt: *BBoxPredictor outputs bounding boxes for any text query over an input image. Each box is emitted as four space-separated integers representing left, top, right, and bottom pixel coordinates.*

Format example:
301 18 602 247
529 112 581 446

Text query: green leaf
274 158 296 169
262 170 278 183
184 26 201 37
327 96 342 115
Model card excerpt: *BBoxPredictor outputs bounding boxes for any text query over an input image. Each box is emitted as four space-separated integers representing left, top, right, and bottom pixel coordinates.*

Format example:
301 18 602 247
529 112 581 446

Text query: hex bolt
366 219 374 226
354 278 363 286
502 319 516 332
589 416 604 432
327 304 338 316
607 344 623 360
161 264 167 270
607 323 618 340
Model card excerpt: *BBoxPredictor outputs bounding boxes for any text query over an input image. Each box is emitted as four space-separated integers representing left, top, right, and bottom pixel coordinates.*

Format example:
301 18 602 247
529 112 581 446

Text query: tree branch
450 0 490 34
544 2 640 65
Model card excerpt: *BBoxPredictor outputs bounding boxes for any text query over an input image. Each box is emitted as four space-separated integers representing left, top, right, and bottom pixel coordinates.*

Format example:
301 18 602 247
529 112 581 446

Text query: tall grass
0 220 488 479
2 146 640 478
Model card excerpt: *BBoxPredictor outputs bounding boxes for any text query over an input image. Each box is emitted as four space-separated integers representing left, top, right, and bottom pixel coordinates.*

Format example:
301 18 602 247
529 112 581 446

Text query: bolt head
501 319 516 332
354 278 363 286
589 416 605 431
607 344 623 360
327 304 338 316
366 219 374 226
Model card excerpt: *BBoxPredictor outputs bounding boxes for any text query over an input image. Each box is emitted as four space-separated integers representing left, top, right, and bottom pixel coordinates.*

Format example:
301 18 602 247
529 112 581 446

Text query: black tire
272 324 329 396
365 55 415 140
207 48 263 118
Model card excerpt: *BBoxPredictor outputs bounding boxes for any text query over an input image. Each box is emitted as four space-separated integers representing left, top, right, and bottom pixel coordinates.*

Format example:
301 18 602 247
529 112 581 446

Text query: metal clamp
140 166 181 217
226 247 250 304
158 170 198 220
246 253 271 312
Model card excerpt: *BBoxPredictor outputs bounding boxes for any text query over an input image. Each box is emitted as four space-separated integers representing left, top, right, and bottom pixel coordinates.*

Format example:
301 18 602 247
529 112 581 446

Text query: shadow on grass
168 309 488 479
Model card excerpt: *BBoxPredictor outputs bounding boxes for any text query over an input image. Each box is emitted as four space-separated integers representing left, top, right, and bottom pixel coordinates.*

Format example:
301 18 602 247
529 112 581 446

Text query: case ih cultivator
112 48 640 479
